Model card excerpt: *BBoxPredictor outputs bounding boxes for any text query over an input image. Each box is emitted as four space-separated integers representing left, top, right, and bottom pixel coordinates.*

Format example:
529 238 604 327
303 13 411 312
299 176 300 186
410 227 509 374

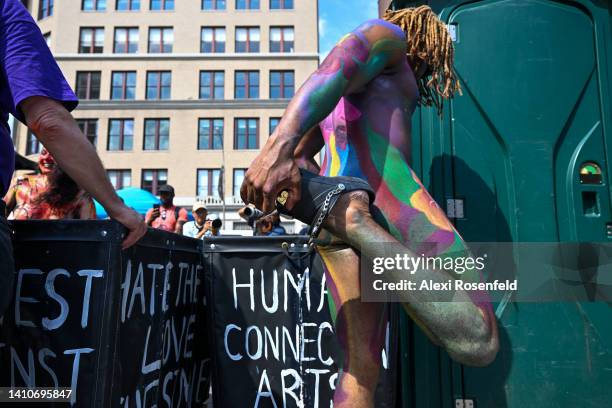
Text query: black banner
205 236 397 408
114 226 210 407
0 221 210 407
0 222 397 407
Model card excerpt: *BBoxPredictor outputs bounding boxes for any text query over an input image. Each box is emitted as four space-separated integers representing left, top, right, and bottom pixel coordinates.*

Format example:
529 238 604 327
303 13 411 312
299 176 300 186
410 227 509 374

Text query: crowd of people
2 147 292 238
142 184 225 239
140 182 288 238
2 168 290 239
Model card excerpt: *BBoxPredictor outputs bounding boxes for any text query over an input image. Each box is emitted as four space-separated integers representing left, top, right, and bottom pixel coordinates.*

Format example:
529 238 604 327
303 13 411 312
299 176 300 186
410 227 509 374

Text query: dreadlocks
383 6 461 114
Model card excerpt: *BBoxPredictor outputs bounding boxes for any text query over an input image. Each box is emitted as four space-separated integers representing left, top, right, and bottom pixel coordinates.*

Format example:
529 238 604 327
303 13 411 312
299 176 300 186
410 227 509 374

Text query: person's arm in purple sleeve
0 0 146 248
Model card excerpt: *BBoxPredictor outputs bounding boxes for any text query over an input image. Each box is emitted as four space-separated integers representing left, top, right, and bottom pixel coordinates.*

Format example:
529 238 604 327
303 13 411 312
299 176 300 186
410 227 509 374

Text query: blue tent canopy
94 187 160 219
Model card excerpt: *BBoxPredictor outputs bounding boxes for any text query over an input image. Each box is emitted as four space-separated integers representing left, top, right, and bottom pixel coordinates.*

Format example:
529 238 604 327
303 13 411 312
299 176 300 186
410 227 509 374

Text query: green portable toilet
386 0 612 407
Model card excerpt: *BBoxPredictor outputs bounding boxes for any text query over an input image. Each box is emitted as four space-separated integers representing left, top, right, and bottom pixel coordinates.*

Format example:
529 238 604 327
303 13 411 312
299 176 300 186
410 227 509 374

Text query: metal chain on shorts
310 183 345 239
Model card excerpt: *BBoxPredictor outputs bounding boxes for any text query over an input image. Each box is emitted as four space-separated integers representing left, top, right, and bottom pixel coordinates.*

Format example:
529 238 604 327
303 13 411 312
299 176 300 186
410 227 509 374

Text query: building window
270 27 294 53
111 72 136 100
75 71 101 100
235 27 259 53
198 119 224 150
201 27 225 53
269 117 280 135
107 119 134 151
148 27 173 53
25 131 41 155
270 0 292 9
107 169 131 189
236 0 259 9
202 0 225 10
79 27 104 53
38 0 53 19
199 71 224 100
116 0 140 10
197 169 221 198
82 0 106 11
234 71 259 99
143 118 170 150
142 169 167 195
76 119 98 146
270 70 294 99
234 118 259 149
146 71 171 100
233 168 246 196
113 27 138 53
150 0 173 10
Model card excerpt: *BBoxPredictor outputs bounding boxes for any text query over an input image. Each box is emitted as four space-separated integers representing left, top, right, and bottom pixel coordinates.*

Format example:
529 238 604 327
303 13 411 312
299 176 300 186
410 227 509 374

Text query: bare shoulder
352 19 407 69
354 19 406 42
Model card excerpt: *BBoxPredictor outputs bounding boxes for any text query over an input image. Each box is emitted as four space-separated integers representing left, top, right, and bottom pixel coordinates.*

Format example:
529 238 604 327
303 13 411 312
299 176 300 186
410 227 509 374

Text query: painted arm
78 196 97 220
293 126 324 173
242 19 407 212
280 19 407 138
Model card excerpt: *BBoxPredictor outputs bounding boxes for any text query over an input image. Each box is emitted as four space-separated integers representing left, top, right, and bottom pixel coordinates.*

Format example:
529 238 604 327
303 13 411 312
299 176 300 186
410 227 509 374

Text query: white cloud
318 17 327 37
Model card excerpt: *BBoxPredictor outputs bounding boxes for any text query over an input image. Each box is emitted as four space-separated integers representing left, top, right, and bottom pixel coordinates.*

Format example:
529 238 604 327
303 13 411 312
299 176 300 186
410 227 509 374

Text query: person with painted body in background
4 148 96 220
241 7 499 407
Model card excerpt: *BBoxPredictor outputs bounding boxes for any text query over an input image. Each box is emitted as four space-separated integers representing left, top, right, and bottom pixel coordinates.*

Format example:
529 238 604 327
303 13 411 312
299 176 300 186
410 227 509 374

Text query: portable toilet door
391 0 612 407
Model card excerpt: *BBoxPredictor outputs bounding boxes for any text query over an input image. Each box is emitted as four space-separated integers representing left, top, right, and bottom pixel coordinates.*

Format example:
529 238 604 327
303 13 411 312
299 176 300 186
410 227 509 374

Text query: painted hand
240 138 301 214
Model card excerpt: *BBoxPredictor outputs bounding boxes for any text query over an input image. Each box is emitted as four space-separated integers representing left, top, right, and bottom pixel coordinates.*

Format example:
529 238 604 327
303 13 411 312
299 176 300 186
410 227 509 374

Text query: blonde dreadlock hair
383 6 461 114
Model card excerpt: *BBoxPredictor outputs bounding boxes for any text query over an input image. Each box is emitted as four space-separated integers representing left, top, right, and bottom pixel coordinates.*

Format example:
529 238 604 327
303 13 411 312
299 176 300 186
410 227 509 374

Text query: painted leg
319 190 498 367
316 230 386 408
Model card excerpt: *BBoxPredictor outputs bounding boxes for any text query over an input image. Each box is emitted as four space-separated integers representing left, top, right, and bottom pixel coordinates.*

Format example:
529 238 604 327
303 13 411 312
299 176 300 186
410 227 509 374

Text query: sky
318 0 380 60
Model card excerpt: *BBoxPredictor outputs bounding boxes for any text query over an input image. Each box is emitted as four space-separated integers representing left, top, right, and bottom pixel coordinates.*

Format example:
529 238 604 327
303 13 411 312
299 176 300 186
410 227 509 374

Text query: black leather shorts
0 200 14 317
276 169 375 225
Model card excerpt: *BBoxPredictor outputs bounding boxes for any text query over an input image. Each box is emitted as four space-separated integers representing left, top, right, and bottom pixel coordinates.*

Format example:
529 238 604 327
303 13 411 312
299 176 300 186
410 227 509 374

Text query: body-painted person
241 7 499 407
4 148 96 220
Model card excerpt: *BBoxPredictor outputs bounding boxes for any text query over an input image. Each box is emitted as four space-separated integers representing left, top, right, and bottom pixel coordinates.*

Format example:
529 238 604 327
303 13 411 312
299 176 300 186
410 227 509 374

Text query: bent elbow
23 97 70 144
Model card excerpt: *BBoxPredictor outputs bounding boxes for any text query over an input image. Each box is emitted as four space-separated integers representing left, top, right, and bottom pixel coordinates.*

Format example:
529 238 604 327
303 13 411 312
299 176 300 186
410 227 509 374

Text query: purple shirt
0 0 78 195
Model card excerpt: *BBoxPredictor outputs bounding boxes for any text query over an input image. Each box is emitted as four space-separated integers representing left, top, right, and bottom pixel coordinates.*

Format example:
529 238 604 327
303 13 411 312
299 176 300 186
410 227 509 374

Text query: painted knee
343 190 372 234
